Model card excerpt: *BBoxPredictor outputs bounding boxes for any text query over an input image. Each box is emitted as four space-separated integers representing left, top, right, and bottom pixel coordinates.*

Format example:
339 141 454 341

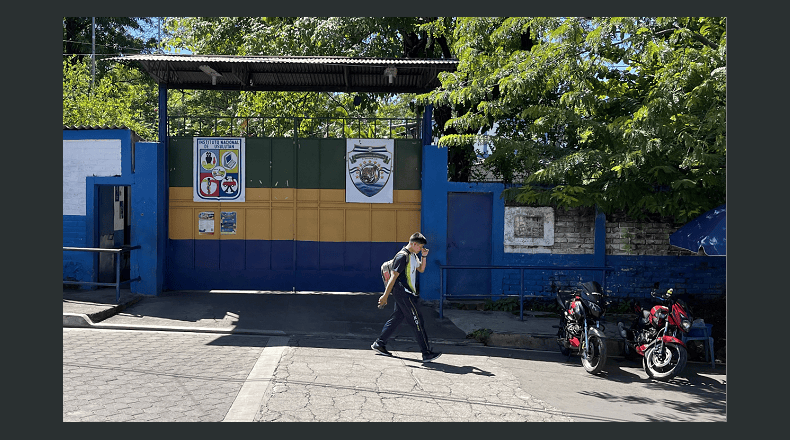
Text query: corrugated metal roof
63 125 145 141
108 54 457 93
63 125 131 130
112 54 457 65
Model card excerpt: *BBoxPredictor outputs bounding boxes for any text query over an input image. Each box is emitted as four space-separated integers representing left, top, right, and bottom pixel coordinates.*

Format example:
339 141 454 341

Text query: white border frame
345 138 394 204
193 137 245 202
504 206 554 253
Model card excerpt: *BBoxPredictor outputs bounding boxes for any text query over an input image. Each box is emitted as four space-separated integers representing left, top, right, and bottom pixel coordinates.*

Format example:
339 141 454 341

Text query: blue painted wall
130 141 166 295
63 127 724 300
63 129 135 285
420 143 726 301
62 129 165 295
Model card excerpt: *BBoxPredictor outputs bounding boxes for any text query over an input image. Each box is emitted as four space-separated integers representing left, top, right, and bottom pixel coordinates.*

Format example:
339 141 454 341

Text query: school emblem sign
194 137 245 202
346 139 394 203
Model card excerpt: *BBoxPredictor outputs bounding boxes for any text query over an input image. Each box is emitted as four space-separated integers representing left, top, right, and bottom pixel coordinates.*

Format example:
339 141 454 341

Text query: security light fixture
384 66 397 84
199 65 223 85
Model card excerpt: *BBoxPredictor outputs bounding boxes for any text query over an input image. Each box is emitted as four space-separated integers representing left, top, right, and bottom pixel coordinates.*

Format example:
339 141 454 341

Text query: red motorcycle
618 287 692 381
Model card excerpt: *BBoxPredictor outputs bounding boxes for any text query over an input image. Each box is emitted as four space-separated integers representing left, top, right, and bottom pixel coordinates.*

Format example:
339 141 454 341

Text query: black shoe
371 341 392 356
421 351 442 363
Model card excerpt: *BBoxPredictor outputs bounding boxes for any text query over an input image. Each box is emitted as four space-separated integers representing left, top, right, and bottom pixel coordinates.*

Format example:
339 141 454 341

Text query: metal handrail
63 245 141 303
439 265 613 321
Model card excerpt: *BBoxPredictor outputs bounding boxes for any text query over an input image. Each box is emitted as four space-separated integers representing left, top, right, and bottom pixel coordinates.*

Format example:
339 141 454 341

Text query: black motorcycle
555 281 609 375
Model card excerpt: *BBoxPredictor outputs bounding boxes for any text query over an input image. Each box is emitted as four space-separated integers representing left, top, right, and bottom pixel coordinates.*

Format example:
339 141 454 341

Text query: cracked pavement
254 337 573 422
63 328 572 422
64 326 726 422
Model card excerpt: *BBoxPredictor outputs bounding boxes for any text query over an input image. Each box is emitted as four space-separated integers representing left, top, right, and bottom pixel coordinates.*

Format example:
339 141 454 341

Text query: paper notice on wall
198 211 215 235
221 211 237 235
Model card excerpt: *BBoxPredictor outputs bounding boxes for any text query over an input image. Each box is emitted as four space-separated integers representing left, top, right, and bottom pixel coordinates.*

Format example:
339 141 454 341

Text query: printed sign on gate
194 137 245 202
345 139 394 204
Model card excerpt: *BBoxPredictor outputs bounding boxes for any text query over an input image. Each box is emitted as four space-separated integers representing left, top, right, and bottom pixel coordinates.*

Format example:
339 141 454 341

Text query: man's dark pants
376 287 431 355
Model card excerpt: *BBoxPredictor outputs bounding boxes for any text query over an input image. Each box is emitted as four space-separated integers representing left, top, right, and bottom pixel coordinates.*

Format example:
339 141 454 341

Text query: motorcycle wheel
581 335 607 375
643 343 687 381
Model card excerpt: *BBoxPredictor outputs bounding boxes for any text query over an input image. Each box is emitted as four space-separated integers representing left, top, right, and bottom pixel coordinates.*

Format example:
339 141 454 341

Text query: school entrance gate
166 136 423 292
103 54 457 295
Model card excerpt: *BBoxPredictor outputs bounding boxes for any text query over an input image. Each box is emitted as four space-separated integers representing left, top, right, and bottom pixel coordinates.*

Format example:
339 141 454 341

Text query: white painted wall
63 139 122 216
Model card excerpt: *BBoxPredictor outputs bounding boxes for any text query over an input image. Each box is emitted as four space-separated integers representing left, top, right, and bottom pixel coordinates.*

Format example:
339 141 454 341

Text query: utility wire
63 39 153 53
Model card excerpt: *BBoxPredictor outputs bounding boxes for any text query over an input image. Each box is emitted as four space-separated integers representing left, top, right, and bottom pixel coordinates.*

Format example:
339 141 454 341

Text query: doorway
446 192 493 296
97 185 131 283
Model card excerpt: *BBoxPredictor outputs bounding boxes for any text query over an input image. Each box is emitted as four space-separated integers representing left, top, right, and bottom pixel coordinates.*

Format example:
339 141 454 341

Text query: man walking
371 232 442 362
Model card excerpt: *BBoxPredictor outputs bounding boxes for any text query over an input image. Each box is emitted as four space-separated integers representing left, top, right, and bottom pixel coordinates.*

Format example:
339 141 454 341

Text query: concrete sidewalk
63 288 723 367
62 288 630 355
63 288 726 422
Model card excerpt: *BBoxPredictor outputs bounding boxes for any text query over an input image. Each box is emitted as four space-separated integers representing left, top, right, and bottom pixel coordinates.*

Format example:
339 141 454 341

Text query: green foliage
608 298 637 315
63 17 726 221
484 297 520 313
63 57 158 140
466 328 493 344
164 17 454 59
158 17 438 134
420 17 726 222
63 17 160 78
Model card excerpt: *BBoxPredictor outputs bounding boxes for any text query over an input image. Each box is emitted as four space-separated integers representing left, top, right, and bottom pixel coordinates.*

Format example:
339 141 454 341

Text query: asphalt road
63 327 726 422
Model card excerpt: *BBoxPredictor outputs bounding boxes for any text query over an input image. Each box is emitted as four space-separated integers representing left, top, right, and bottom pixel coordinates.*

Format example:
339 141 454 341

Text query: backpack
380 249 408 287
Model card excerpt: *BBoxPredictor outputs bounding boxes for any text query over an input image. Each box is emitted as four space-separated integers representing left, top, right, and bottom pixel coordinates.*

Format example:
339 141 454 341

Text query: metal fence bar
166 115 423 139
439 265 613 321
63 246 141 303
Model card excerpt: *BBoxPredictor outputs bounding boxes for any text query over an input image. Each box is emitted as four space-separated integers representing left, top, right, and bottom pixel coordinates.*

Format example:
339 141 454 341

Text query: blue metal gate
446 192 492 296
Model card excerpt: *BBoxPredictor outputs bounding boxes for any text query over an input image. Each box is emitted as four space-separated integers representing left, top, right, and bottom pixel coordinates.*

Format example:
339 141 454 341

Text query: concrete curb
63 318 288 336
62 294 145 327
63 313 94 328
485 331 625 355
487 333 561 351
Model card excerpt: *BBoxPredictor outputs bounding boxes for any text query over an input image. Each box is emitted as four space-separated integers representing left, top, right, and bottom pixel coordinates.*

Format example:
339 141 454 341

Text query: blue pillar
158 84 169 292
420 140 448 300
131 142 165 295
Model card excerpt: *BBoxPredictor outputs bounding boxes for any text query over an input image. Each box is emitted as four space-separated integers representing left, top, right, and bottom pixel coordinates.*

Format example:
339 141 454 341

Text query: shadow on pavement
88 290 468 342
415 362 496 376
63 289 726 381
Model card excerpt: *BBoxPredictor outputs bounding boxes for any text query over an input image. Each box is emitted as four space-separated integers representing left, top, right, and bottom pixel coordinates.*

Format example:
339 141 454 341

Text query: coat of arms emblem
347 144 392 197
194 137 245 202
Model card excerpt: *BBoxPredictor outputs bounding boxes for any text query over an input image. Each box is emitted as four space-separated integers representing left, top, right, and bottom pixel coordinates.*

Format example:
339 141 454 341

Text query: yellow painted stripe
168 188 420 242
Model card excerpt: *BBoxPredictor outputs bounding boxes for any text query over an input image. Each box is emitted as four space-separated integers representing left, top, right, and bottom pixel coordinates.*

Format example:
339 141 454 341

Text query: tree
63 17 160 75
63 18 163 139
63 56 159 140
161 17 476 174
419 17 726 222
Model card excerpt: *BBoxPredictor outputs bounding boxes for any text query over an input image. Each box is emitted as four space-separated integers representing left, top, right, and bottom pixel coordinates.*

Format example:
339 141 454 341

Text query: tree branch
657 24 719 50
